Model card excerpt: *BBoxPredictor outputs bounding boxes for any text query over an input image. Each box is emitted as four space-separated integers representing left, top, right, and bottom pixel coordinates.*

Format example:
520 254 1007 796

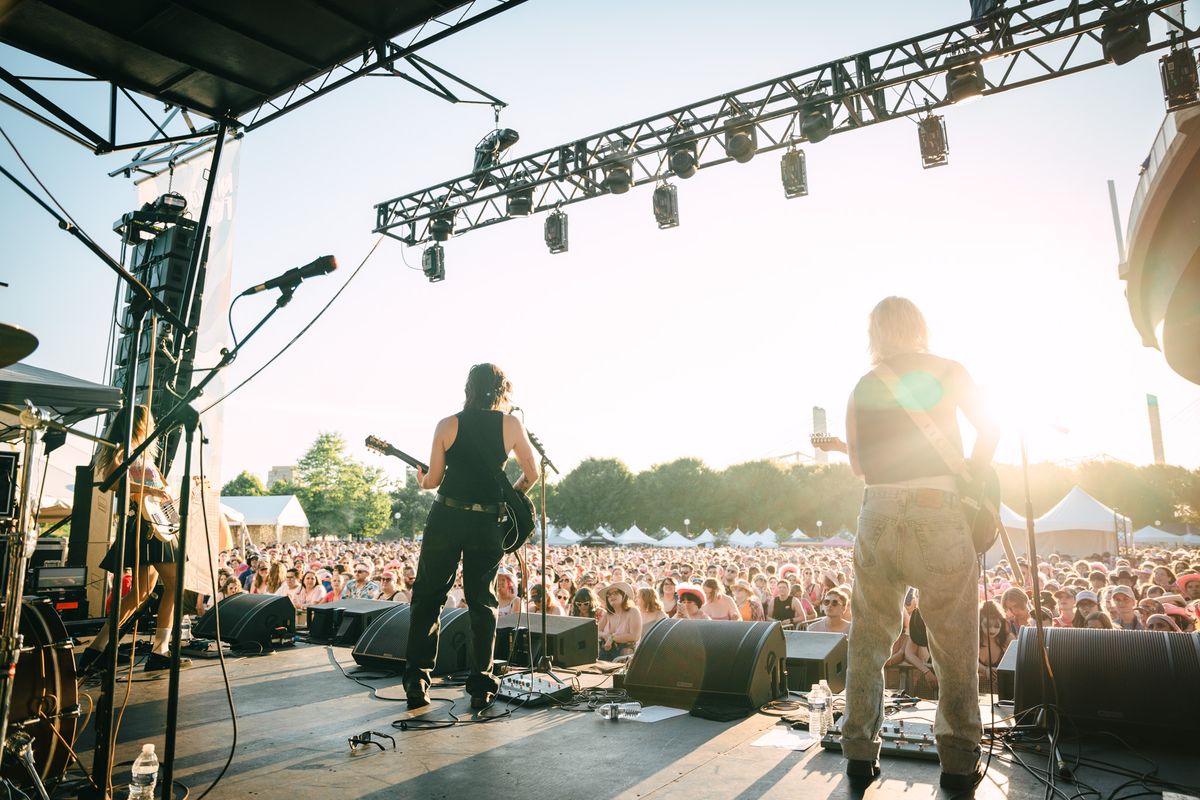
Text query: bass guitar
139 496 179 545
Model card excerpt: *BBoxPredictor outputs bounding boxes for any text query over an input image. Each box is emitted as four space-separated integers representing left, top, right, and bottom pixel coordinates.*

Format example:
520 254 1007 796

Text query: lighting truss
0 0 522 178
374 0 1195 246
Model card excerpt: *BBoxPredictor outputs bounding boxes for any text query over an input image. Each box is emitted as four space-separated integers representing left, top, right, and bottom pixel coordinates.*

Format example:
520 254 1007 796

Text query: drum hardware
4 728 52 800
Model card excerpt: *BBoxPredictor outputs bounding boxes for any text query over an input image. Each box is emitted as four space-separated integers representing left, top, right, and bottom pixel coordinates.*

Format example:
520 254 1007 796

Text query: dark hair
463 363 511 411
979 600 1014 652
571 587 600 615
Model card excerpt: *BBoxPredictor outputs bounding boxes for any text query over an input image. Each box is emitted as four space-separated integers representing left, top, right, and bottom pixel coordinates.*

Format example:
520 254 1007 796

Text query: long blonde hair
867 296 929 364
93 405 160 481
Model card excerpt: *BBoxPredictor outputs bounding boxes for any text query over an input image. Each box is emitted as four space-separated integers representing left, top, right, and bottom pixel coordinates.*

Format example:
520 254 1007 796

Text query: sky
2 0 1199 496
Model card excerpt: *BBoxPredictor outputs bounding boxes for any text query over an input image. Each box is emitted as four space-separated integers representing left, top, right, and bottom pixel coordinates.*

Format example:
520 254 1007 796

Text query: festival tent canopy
1181 533 1200 546
749 530 779 548
1004 486 1124 557
727 530 755 548
788 528 816 542
1132 526 1185 546
821 534 854 547
658 531 696 548
557 527 580 542
1000 503 1026 530
616 526 659 545
693 530 716 546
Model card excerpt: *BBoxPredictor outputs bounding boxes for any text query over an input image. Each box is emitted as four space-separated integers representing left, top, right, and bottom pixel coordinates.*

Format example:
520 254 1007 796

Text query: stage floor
70 642 1192 800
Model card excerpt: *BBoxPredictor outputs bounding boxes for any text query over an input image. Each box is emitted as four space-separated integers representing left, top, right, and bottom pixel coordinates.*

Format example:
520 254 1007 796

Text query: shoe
939 766 984 791
846 759 881 785
143 653 192 672
470 692 495 710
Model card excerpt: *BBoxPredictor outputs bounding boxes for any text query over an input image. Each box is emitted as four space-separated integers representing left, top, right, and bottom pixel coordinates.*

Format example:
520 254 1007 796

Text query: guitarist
404 363 538 711
833 297 999 791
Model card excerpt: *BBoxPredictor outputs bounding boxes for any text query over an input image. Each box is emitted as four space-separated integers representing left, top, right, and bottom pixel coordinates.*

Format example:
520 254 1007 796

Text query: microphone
241 255 337 296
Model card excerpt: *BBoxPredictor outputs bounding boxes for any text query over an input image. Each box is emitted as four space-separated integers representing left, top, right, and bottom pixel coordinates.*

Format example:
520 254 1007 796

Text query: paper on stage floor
751 727 820 751
630 706 690 723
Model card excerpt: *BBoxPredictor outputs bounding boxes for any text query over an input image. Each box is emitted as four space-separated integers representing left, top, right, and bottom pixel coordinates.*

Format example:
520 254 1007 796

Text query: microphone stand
526 429 560 684
90 284 296 799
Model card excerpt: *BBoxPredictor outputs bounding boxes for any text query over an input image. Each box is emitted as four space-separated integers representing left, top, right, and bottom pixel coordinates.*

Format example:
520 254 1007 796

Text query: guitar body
140 496 180 545
957 464 1001 555
500 486 536 554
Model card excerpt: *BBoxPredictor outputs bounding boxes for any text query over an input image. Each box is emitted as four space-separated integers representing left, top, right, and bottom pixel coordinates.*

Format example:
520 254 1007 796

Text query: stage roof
0 0 518 122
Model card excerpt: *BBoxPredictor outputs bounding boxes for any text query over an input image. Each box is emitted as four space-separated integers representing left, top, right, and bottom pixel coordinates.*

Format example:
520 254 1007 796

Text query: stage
64 641 1195 800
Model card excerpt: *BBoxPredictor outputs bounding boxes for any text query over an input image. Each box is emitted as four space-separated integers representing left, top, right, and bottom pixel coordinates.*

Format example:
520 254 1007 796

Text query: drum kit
1 323 82 797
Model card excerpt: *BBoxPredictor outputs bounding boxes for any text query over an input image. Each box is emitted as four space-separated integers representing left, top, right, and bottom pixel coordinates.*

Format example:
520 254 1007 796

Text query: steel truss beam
374 0 1196 245
0 0 523 178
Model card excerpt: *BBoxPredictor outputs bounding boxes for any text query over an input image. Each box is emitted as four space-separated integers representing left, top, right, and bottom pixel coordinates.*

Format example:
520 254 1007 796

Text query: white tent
220 495 310 545
727 529 754 548
693 530 716 546
1184 533 1200 546
558 526 580 542
748 529 779 548
658 531 696 548
1032 486 1125 557
1132 526 1184 547
616 526 659 546
985 503 1029 561
787 528 817 544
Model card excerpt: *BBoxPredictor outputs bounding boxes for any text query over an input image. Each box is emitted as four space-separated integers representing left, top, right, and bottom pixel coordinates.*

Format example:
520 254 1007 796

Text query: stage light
422 244 445 282
780 148 807 198
152 192 187 216
668 139 698 179
945 55 986 104
723 116 757 163
1100 4 1150 66
429 211 455 242
602 149 634 194
472 127 520 179
917 114 949 169
544 209 568 254
507 182 534 216
652 183 679 229
1160 47 1199 111
800 96 832 143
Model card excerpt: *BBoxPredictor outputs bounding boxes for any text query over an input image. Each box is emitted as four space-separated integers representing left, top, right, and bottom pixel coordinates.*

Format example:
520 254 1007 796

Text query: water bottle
808 683 830 738
128 743 158 799
180 615 192 644
596 702 642 720
819 679 835 733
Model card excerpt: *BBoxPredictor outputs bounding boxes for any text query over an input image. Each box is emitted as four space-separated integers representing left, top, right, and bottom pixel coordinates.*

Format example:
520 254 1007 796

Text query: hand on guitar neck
810 433 848 455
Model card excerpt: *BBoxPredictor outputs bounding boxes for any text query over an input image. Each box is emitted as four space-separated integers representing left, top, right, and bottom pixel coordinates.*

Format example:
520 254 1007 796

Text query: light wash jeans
842 487 981 775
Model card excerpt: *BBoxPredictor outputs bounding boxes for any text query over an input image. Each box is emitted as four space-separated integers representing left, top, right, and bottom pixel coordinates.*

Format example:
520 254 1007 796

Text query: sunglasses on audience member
822 599 843 606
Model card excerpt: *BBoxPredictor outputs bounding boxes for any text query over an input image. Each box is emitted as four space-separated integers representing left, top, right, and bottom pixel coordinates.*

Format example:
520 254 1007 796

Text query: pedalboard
496 673 574 707
820 719 940 761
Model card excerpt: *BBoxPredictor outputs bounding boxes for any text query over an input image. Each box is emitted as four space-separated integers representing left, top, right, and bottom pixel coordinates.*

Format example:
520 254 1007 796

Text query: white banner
136 138 241 596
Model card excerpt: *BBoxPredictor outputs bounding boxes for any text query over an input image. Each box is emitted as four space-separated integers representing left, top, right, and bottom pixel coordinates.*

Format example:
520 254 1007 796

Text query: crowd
208 539 1200 679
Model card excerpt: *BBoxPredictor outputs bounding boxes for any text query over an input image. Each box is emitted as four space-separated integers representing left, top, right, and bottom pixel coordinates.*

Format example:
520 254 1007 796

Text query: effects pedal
496 673 574 707
820 719 940 761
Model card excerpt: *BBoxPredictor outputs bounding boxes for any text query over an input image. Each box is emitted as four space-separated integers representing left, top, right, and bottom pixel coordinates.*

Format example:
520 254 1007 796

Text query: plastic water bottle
819 679 835 732
596 702 642 720
128 743 158 799
180 615 192 644
808 683 830 738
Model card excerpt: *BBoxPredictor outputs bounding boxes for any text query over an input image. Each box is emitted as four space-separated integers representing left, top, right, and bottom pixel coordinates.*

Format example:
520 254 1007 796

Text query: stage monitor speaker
783 630 848 693
1008 627 1200 730
624 619 787 712
495 613 598 668
194 593 295 651
306 598 400 645
352 606 472 675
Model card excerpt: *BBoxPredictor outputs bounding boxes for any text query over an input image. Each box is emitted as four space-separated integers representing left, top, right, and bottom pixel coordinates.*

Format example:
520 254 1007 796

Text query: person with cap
1071 591 1100 628
598 581 642 660
403 364 540 712
1109 585 1143 630
675 585 709 619
1145 613 1183 633
1176 573 1200 602
836 297 999 792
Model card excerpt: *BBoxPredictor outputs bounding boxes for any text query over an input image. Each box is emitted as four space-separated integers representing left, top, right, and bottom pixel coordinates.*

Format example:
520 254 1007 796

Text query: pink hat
676 585 705 606
1174 573 1200 592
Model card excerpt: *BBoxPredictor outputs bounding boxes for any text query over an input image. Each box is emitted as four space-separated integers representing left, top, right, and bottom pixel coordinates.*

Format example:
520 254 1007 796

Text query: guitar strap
870 363 972 485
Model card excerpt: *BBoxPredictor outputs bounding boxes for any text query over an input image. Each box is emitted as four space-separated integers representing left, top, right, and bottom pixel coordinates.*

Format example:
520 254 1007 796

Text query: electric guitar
140 495 180 545
810 433 1001 554
364 435 429 472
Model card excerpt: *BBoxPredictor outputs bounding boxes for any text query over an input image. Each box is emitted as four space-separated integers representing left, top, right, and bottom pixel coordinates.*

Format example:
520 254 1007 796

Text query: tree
387 471 435 540
293 432 392 538
551 458 636 533
631 458 718 535
222 470 265 496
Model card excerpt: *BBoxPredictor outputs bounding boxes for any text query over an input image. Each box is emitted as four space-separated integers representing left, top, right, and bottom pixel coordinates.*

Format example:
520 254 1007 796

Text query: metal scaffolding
374 0 1196 245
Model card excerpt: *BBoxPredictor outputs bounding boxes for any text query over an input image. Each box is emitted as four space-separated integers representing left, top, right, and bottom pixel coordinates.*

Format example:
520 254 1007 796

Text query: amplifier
308 599 403 645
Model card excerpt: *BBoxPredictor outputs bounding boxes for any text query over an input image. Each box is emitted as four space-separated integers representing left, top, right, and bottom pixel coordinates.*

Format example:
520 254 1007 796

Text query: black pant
404 501 504 697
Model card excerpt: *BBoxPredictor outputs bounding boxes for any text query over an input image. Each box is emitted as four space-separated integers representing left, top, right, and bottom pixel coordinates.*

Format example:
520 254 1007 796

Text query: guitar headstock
365 435 394 457
810 434 848 454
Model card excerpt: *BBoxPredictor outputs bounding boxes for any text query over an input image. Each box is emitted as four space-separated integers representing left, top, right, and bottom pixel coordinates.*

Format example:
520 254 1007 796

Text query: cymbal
0 323 38 369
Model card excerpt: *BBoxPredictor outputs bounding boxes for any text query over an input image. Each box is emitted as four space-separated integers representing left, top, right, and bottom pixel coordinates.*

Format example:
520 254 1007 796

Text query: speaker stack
495 613 598 668
783 630 848 693
351 605 474 675
306 598 400 645
194 593 295 651
623 619 787 712
997 626 1200 731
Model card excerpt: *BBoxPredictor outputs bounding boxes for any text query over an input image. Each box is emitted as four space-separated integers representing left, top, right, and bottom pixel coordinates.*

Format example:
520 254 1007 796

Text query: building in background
220 494 309 546
267 465 296 487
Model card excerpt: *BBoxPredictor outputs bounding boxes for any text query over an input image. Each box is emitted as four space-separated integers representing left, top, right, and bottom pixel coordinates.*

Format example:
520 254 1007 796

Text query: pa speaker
194 593 295 651
307 599 400 645
1009 627 1200 731
495 613 598 668
624 619 787 711
351 605 472 675
783 630 848 693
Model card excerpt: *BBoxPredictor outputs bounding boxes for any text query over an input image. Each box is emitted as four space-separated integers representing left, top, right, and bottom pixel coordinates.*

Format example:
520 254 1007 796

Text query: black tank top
439 410 506 504
852 353 964 485
771 596 793 622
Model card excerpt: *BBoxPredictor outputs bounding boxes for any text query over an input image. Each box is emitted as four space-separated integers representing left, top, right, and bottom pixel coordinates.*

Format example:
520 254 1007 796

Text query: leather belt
435 494 501 514
864 486 959 508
